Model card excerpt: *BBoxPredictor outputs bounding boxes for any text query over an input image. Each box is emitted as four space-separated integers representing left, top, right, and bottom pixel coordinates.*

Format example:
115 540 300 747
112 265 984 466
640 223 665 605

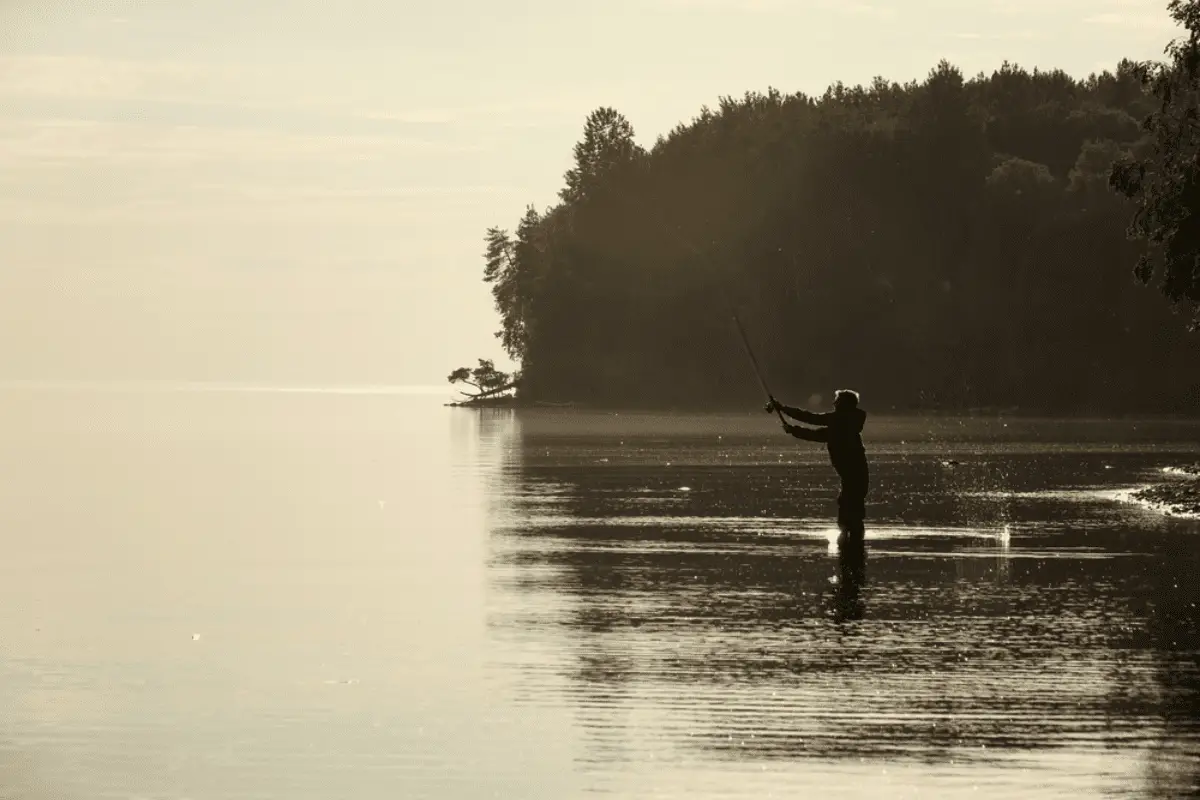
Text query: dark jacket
779 404 868 479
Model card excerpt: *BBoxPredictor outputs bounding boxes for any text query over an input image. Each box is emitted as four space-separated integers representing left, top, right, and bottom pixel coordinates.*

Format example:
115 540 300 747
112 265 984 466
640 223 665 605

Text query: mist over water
0 388 1197 798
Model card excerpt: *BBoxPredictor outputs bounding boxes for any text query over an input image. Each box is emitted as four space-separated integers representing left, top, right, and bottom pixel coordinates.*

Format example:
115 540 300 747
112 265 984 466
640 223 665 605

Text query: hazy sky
0 0 1182 385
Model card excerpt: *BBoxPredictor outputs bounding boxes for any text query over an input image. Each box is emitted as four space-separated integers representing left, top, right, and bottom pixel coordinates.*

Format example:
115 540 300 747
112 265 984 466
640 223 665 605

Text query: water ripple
486 423 1200 798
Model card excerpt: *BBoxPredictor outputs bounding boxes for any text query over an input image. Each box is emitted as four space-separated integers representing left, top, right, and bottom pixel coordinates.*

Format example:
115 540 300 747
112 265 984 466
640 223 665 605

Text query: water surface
0 388 1197 798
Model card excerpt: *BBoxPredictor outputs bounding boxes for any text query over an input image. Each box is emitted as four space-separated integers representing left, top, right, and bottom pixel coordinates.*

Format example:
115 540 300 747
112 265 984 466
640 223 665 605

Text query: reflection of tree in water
483 417 1200 788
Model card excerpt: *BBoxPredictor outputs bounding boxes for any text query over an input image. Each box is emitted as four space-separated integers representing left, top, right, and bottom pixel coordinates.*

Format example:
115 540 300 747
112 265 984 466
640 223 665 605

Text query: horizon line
0 379 455 395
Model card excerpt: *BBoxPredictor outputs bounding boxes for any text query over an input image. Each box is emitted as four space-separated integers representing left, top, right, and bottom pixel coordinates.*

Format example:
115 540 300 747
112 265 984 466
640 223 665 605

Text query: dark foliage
1111 0 1200 331
478 60 1200 412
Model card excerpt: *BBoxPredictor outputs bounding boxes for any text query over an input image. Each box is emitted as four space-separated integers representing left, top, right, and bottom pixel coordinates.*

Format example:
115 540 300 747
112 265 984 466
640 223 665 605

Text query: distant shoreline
447 397 1200 420
4 383 1198 420
0 380 450 395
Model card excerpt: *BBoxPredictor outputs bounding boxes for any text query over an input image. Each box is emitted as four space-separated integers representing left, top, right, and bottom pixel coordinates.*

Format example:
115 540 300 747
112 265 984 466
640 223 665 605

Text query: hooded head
833 389 860 411
833 389 867 433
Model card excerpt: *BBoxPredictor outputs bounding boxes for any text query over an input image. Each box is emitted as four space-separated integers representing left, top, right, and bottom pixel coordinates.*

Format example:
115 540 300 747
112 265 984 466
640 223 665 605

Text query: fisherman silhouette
766 390 870 541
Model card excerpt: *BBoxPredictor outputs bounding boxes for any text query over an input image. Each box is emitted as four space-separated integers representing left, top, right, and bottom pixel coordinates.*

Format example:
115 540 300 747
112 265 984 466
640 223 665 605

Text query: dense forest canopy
471 57 1200 414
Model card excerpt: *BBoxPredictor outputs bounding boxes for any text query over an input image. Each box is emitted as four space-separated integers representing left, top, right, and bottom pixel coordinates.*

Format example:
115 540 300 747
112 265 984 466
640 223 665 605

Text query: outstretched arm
773 400 835 427
784 423 828 443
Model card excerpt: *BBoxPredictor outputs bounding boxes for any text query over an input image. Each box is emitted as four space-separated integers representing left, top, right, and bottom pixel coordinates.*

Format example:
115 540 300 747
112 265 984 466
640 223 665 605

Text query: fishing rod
731 310 787 426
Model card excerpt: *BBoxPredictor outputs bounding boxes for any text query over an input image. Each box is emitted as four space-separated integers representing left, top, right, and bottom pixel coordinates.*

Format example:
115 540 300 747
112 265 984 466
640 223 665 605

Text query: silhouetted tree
447 359 516 401
482 226 523 361
560 107 645 204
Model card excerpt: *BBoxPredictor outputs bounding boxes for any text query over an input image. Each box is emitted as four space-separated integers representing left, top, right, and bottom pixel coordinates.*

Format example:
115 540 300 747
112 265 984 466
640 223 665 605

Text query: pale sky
0 0 1182 385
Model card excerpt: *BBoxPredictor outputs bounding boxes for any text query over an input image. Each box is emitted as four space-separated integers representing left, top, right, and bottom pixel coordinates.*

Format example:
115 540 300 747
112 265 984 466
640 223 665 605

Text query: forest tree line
472 57 1200 414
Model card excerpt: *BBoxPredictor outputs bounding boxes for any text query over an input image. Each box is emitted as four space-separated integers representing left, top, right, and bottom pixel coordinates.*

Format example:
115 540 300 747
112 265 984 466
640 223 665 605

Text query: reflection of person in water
832 541 867 622
767 390 870 541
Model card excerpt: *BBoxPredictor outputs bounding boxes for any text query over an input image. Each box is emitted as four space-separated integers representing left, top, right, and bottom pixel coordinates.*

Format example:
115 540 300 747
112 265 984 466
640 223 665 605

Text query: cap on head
833 389 860 410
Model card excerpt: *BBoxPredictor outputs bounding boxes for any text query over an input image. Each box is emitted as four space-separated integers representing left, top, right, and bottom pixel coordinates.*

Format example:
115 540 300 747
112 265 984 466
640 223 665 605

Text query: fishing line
645 209 787 425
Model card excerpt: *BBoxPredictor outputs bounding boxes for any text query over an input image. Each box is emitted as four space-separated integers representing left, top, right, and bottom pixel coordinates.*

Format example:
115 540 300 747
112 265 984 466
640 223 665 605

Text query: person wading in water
766 390 870 540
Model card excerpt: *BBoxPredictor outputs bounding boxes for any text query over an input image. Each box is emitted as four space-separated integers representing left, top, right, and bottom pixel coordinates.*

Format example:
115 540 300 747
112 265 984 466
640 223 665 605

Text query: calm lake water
0 386 1198 798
